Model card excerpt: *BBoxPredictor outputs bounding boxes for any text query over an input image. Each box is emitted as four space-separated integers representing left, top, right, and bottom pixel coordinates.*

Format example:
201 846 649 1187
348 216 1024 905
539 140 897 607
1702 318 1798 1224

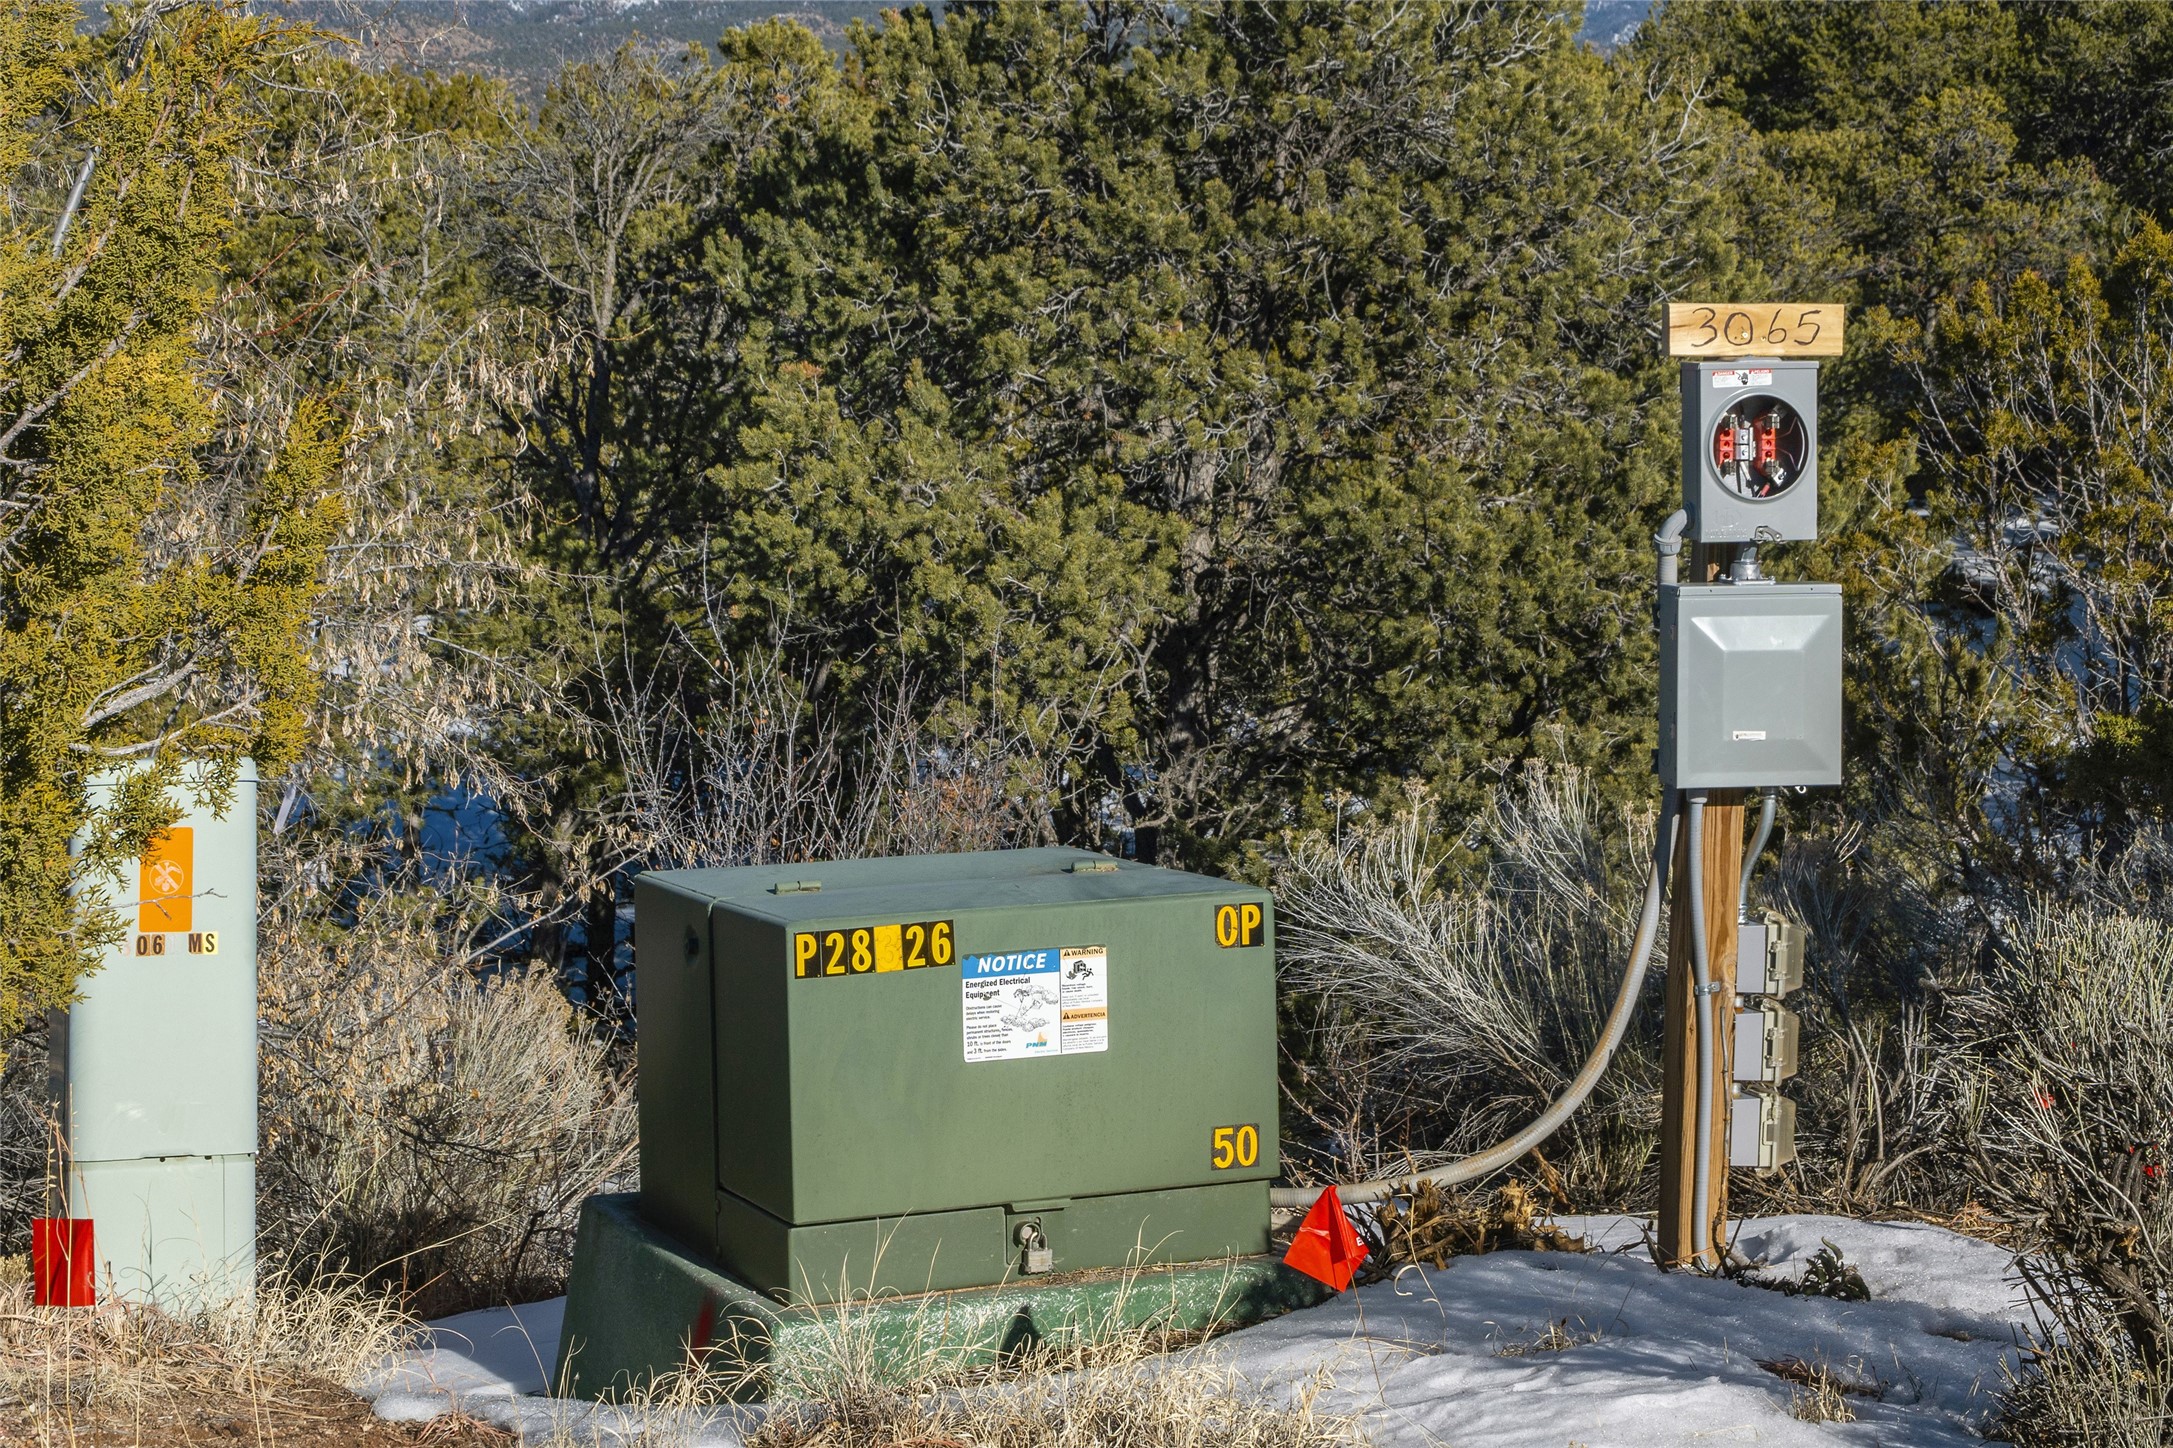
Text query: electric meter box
1659 583 1843 789
1682 358 1821 543
636 848 1279 1303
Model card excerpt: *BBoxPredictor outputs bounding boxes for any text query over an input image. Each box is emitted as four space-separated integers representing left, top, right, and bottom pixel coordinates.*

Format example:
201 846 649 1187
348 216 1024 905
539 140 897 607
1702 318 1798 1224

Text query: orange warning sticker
139 828 193 933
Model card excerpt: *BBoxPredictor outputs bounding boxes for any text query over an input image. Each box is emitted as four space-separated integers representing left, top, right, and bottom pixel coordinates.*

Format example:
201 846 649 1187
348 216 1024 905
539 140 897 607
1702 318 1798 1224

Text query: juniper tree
0 2 338 1044
708 0 1775 858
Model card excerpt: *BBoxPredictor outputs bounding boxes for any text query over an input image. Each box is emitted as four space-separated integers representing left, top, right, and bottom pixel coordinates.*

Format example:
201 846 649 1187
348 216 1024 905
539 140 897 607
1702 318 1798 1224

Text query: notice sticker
1712 369 1749 389
962 946 1109 1063
1733 729 1768 741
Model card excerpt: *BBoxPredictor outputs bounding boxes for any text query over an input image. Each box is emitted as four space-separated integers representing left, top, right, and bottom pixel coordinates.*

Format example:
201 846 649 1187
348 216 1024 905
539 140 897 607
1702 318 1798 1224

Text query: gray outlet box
1732 1003 1800 1085
1730 1089 1797 1171
1682 359 1820 543
1659 584 1843 789
1737 912 1804 997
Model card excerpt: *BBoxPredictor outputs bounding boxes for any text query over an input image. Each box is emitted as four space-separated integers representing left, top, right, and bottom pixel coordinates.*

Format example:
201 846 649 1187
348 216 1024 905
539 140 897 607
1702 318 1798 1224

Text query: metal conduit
1739 787 1777 921
1686 792 1716 1260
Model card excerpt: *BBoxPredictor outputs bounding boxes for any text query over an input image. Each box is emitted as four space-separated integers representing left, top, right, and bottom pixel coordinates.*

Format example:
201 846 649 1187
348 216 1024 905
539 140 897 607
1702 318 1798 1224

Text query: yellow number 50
1210 1123 1260 1170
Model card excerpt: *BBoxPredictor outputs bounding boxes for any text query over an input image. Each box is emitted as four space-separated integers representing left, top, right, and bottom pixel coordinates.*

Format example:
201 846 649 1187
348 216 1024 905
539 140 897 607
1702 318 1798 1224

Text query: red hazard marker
32 1218 95 1307
1282 1186 1368 1291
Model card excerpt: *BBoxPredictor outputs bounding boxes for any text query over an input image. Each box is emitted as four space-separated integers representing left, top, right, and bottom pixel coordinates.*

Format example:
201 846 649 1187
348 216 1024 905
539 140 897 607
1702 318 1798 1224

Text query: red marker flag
32 1217 95 1307
1282 1186 1368 1291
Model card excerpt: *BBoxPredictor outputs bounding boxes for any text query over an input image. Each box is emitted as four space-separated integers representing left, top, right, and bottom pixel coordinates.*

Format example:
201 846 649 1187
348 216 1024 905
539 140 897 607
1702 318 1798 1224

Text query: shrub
1274 766 1660 1203
1954 902 2173 1439
259 866 636 1318
0 1019 54 1255
2000 1310 2173 1448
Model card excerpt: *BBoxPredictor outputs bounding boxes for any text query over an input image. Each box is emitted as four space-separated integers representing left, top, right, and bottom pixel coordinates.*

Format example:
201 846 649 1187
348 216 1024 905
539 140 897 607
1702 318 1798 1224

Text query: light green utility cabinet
636 848 1278 1302
63 763 257 1307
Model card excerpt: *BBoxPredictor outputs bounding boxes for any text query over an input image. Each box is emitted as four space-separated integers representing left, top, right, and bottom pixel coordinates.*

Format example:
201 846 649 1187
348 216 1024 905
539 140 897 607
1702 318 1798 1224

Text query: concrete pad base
553 1194 1329 1401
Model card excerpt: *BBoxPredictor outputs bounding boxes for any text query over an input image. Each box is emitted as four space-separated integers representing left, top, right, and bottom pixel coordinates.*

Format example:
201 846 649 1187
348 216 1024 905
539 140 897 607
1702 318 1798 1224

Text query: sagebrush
1276 767 1661 1202
257 841 636 1318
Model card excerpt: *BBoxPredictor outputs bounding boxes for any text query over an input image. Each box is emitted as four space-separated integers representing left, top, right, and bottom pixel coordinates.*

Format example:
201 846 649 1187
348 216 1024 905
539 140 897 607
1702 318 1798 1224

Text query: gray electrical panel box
1659 584 1843 789
1682 359 1821 543
61 763 257 1307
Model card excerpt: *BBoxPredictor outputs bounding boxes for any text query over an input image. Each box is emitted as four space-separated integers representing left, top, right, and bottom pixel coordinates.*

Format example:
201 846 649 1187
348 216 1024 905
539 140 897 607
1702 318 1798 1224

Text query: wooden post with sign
1651 299 1840 1267
1664 302 1844 359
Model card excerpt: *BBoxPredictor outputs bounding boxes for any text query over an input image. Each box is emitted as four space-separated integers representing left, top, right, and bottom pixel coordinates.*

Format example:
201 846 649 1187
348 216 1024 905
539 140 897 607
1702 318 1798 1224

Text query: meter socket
1681 359 1821 543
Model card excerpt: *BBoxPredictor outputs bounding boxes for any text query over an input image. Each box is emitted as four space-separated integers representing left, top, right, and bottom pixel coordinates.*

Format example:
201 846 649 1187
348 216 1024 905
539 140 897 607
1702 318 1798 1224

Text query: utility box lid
666 848 1253 923
1659 583 1843 789
635 848 1278 1283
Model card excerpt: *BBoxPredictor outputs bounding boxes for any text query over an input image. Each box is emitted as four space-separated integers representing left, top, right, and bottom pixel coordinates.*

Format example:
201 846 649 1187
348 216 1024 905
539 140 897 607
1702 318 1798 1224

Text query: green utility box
636 848 1278 1303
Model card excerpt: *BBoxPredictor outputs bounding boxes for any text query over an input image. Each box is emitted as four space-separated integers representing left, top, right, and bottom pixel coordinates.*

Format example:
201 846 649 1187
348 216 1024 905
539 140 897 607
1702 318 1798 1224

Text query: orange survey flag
1283 1186 1369 1291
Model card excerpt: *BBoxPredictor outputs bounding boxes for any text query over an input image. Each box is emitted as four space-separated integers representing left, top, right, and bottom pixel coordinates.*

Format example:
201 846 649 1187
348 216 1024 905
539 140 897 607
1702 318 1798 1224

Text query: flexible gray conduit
1266 510 1694 1212
1739 787 1777 921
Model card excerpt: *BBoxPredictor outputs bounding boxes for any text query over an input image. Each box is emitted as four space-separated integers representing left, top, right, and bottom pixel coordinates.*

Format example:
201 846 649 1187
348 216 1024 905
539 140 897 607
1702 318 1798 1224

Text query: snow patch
360 1214 2037 1446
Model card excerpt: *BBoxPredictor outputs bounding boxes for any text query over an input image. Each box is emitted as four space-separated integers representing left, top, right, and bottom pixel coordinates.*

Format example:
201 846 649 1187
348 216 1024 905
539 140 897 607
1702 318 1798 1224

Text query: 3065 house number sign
1665 302 1845 359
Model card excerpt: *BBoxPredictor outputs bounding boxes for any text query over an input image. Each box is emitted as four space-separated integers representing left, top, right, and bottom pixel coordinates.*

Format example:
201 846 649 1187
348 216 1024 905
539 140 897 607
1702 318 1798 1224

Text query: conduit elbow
1655 509 1690 586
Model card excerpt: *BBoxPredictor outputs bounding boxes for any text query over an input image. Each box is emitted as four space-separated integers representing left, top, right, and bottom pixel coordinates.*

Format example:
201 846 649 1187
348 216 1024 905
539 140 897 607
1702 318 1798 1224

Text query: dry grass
1365 1181 1588 1277
746 1360 1352 1448
1758 1357 1877 1425
1275 769 1662 1204
0 1256 512 1447
1494 1317 1605 1359
1787 1375 1856 1425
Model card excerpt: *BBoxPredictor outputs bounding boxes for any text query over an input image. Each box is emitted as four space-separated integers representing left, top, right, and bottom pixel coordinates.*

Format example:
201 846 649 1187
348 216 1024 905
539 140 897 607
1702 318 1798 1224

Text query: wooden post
1656 545 1744 1269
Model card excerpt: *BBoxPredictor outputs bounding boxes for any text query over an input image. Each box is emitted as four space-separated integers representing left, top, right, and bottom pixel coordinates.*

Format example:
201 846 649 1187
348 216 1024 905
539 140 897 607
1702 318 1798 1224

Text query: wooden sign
1665 303 1844 358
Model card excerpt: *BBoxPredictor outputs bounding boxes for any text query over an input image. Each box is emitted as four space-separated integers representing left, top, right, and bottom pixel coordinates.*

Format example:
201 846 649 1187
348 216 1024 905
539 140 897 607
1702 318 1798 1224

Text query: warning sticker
1059 945 1108 1054
961 945 1109 1063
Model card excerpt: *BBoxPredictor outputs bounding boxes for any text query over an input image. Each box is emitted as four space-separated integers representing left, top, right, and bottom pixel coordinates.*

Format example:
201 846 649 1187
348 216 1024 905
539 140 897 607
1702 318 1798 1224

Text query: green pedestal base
553 1194 1329 1401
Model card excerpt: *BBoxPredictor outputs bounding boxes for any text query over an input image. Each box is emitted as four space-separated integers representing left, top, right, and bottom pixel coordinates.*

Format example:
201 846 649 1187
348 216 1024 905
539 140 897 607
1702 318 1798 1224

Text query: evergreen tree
0 2 337 1043
708 0 1774 859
